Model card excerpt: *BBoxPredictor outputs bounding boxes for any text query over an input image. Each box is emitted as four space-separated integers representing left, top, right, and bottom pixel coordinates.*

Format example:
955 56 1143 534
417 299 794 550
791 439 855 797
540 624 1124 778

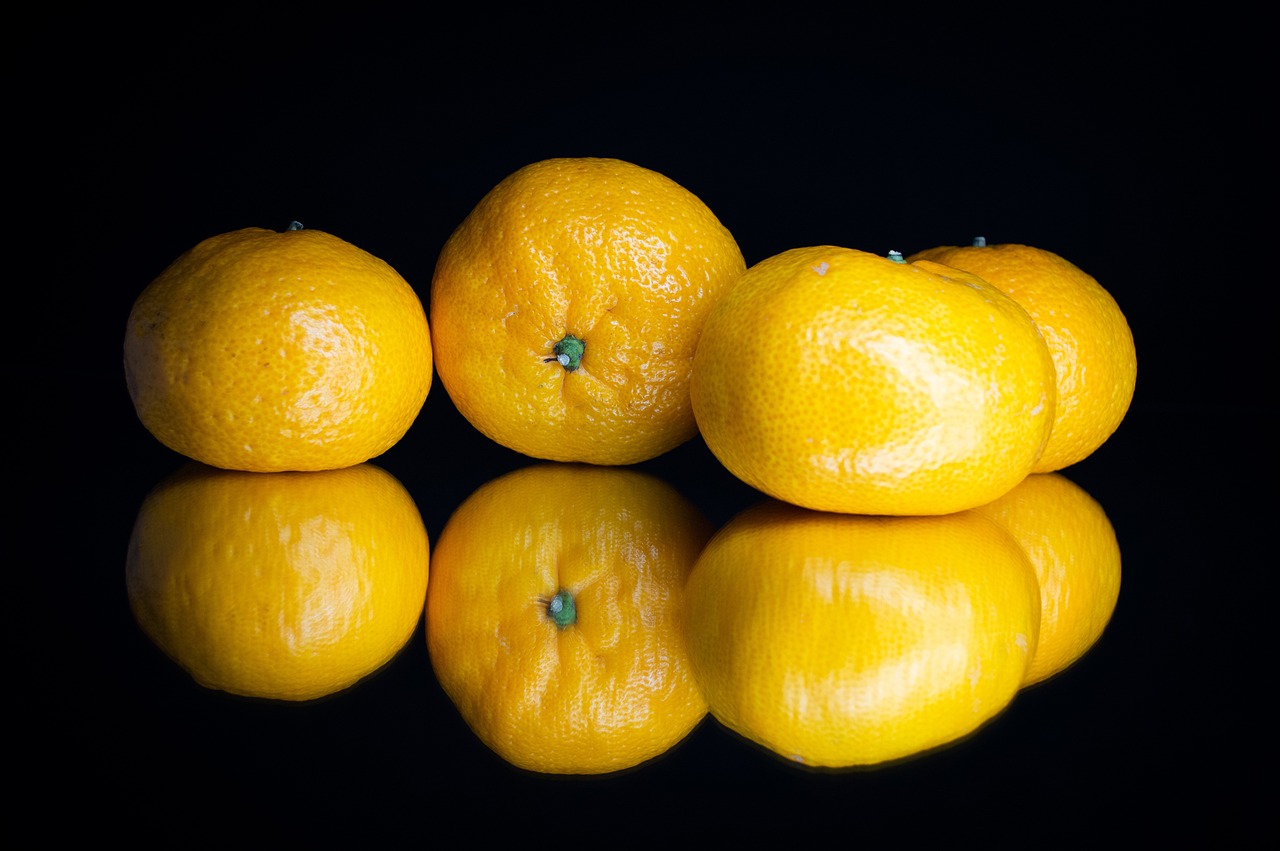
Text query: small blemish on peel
811 262 830 276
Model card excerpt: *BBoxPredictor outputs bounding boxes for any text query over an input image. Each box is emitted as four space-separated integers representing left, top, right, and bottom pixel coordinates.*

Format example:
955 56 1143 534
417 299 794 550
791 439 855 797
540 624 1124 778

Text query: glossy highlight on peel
690 245 1057 514
684 500 1041 768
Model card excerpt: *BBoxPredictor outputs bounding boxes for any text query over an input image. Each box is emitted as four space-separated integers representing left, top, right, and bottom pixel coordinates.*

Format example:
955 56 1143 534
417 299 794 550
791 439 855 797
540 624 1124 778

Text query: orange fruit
684 500 1040 768
690 245 1056 515
905 238 1136 471
125 462 430 701
425 463 712 774
429 157 746 465
124 223 432 472
972 472 1122 686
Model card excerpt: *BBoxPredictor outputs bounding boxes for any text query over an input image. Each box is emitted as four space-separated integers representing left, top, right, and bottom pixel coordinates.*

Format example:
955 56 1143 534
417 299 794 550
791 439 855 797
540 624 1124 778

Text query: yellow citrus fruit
429 157 746 465
685 500 1040 768
690 245 1056 515
905 239 1136 472
124 223 433 472
126 462 430 701
972 472 1121 686
425 463 712 774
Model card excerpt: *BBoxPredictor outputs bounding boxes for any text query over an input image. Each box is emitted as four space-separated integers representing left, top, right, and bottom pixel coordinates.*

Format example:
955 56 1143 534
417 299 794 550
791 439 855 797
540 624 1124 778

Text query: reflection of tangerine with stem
425 463 713 774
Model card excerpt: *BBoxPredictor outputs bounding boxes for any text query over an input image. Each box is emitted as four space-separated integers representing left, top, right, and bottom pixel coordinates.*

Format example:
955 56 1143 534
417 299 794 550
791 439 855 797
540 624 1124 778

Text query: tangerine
124 223 432 472
429 157 745 465
425 463 712 773
690 245 1056 515
906 238 1136 471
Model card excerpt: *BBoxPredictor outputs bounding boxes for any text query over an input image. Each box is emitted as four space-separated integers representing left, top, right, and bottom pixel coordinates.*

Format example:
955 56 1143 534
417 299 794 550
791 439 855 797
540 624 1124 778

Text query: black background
18 7 1265 844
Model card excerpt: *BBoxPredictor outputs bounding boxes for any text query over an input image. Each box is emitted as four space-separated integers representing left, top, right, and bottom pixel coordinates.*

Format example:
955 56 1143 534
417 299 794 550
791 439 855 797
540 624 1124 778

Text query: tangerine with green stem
429 157 746 465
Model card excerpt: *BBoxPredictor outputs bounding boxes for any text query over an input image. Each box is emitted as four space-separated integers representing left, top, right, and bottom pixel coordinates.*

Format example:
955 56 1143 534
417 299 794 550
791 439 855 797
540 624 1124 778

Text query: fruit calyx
546 590 577 629
545 334 585 372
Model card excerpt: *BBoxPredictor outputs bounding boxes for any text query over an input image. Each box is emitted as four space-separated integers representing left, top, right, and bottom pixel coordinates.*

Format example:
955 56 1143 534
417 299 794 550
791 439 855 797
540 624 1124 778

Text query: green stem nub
287 220 304 231
549 334 584 372
888 250 905 263
547 590 577 629
972 236 987 247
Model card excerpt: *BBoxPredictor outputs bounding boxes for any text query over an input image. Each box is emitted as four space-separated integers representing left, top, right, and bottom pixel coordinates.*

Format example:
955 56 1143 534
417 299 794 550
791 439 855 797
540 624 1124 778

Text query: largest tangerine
690 246 1057 515
429 157 746 465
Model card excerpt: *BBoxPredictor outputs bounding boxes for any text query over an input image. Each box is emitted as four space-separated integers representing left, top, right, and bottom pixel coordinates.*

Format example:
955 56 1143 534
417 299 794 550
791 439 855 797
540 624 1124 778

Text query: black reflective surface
23 10 1262 844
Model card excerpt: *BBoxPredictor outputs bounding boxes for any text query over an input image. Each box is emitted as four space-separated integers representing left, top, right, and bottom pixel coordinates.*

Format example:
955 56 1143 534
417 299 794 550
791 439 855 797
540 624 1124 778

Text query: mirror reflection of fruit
429 157 746 465
906 239 1137 472
690 245 1056 515
684 500 1041 769
972 472 1122 686
126 463 430 701
426 463 713 774
123 223 433 472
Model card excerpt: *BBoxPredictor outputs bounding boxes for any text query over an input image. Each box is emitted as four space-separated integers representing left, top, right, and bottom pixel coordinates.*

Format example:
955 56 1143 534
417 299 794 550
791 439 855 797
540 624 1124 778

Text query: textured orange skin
973 472 1121 686
425 463 712 774
124 227 432 472
690 246 1057 515
685 500 1040 768
906 242 1136 472
429 157 745 465
126 463 430 701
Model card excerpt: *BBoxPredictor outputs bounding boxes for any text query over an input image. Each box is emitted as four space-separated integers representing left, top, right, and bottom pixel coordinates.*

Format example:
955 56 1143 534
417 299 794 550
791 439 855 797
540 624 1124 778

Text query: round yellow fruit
906 239 1136 472
425 463 712 774
124 224 432 472
429 157 746 465
690 246 1056 515
973 472 1121 685
126 462 430 701
685 500 1041 768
